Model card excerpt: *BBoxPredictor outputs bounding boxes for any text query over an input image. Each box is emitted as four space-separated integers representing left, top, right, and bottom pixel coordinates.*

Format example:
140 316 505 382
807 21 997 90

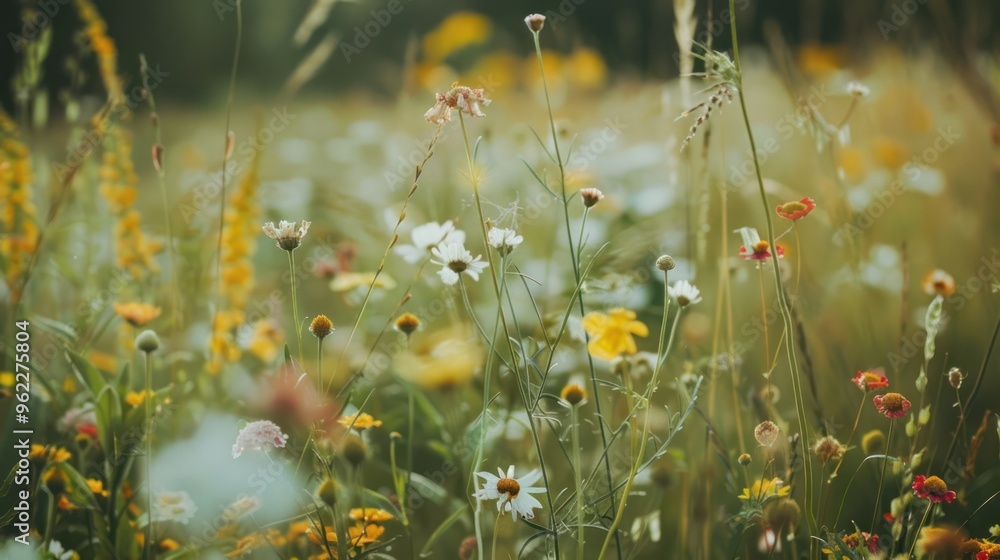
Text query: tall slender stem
728 0 816 535
869 419 894 534
288 250 303 364
572 405 584 560
143 351 153 560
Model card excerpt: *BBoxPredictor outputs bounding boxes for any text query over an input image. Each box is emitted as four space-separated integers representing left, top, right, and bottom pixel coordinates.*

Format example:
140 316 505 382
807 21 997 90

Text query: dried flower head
394 312 421 335
232 420 289 458
947 367 964 389
262 220 311 251
754 421 780 447
524 13 546 32
424 84 492 124
560 382 587 406
922 269 956 297
655 255 675 271
812 436 846 464
873 392 911 419
912 474 957 503
676 47 739 151
580 188 605 208
852 369 889 392
775 197 816 221
114 302 162 327
309 314 334 339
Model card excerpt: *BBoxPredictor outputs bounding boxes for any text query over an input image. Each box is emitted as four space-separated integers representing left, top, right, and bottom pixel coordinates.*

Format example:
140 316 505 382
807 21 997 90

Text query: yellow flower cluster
99 129 162 280
73 0 123 102
0 119 39 302
206 156 262 374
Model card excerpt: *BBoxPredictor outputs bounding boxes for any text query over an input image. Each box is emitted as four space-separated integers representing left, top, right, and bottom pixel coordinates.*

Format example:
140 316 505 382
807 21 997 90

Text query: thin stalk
316 338 323 394
143 351 153 560
529 29 621 557
728 0 816 534
907 503 933 558
572 404 585 560
869 419 894 534
598 272 676 559
287 250 304 364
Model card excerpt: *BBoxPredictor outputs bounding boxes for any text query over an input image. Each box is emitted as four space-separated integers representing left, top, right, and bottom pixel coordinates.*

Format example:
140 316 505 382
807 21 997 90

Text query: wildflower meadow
2 1 1000 559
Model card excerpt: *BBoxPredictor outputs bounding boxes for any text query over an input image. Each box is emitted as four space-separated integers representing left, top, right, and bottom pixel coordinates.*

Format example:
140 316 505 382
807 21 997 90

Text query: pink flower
232 420 289 458
775 197 816 221
912 475 957 503
739 241 784 261
852 369 889 392
872 392 911 419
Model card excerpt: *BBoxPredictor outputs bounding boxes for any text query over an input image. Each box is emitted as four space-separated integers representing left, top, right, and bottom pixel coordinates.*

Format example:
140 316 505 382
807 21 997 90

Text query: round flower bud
738 453 752 466
862 429 885 455
561 382 587 406
135 330 161 354
341 434 368 468
317 477 338 507
309 314 334 339
394 312 421 335
655 255 675 271
524 13 546 33
947 367 963 389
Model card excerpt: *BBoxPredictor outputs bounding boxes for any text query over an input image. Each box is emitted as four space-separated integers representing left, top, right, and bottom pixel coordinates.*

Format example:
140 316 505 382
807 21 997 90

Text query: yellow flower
125 390 153 407
114 302 162 327
339 412 383 431
582 308 649 361
738 478 791 501
394 325 483 391
422 12 492 61
247 320 283 363
33 445 72 463
0 371 14 387
87 478 110 497
330 271 396 293
349 508 395 524
348 523 385 546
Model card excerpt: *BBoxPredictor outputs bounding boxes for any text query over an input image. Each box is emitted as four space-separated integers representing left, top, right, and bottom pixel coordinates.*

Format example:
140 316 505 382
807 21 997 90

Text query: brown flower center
496 478 520 498
448 260 468 273
881 393 904 411
923 476 947 495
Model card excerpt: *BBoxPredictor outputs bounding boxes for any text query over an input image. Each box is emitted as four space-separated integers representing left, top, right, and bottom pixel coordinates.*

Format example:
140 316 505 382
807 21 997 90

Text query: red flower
882 512 896 524
912 475 957 503
739 241 785 261
852 369 889 392
978 551 990 560
775 197 816 221
873 392 911 419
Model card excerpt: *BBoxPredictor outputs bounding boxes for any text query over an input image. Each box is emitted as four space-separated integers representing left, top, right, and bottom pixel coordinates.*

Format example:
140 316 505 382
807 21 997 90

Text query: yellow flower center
753 240 771 254
496 478 520 498
780 201 807 213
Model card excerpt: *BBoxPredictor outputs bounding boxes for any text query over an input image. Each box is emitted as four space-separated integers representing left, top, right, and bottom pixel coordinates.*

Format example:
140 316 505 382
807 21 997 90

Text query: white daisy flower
232 419 289 458
668 280 702 307
395 220 466 264
262 220 311 251
149 490 198 525
431 242 488 285
487 227 523 255
47 540 76 560
473 465 545 521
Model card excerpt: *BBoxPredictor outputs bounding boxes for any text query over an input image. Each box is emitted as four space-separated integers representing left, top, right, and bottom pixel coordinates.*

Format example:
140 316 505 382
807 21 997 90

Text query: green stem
869 419 893 534
144 351 153 560
572 405 584 560
907 502 932 558
288 250 304 365
728 0 816 535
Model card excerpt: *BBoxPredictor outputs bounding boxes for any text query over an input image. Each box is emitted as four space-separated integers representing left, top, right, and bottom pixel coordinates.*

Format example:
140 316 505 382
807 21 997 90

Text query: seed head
947 367 963 389
655 255 676 271
580 188 604 208
317 477 338 507
754 421 780 447
309 314 334 339
394 313 421 335
738 453 752 466
524 13 546 33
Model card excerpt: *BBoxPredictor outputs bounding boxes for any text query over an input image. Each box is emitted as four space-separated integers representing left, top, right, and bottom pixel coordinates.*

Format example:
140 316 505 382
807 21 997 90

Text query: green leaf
0 462 20 498
30 316 77 342
67 349 107 397
94 385 123 452
52 462 100 510
362 488 402 517
419 504 468 558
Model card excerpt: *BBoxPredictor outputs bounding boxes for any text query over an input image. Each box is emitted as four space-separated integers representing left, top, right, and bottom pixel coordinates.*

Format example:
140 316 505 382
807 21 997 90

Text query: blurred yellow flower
350 508 395 523
87 478 110 497
339 412 383 431
330 271 396 293
247 320 284 363
394 325 483 391
871 136 908 170
125 390 153 407
0 372 13 387
114 302 162 327
738 478 791 501
422 12 492 61
566 48 608 90
797 44 845 75
582 308 649 361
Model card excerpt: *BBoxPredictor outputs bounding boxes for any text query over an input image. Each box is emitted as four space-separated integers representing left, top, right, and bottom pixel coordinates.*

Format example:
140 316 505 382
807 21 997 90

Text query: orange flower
852 369 889 392
775 197 816 221
912 475 957 503
114 302 161 327
873 392 911 419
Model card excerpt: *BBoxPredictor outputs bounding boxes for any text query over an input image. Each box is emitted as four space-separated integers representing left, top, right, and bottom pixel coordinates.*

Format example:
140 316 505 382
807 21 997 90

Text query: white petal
517 470 542 487
438 268 460 285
